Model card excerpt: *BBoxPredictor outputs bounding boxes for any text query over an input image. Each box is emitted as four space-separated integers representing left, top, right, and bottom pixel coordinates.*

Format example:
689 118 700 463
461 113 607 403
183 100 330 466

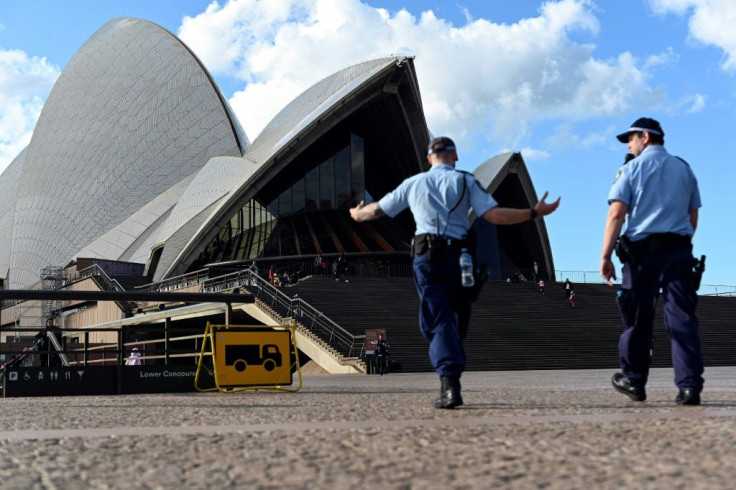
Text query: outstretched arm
350 200 385 222
481 191 561 225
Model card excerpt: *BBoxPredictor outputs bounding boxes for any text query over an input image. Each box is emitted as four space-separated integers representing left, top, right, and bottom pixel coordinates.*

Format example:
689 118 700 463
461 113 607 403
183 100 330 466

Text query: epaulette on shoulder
454 169 485 191
675 156 691 167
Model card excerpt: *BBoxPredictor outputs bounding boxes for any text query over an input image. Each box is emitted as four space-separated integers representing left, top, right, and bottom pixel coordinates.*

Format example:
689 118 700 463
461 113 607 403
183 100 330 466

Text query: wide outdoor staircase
284 276 736 372
251 296 354 366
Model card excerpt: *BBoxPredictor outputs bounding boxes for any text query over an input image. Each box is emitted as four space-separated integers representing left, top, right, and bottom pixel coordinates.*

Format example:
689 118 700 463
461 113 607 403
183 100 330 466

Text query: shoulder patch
613 167 624 184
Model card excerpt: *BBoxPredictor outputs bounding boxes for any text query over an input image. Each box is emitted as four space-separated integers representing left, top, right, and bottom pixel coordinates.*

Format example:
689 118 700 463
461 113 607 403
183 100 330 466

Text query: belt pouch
427 235 443 264
615 235 638 266
412 235 429 258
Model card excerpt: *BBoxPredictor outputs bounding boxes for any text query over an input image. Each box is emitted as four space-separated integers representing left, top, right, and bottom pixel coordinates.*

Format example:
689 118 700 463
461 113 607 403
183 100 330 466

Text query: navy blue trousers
413 249 471 377
618 248 704 391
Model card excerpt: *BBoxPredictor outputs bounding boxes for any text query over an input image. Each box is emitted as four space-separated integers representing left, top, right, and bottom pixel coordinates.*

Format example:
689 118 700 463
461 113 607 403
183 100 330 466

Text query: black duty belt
637 233 692 253
411 234 468 258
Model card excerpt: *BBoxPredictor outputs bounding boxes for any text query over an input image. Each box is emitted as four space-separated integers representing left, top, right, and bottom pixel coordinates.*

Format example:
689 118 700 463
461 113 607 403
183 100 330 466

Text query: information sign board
214 329 292 387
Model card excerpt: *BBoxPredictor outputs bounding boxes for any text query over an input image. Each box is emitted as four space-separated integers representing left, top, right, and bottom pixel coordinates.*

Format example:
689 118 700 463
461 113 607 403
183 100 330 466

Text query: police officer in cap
601 117 704 405
350 136 560 408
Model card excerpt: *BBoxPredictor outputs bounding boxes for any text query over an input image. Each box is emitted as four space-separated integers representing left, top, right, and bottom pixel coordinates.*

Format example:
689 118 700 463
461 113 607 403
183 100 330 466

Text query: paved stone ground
1 367 736 489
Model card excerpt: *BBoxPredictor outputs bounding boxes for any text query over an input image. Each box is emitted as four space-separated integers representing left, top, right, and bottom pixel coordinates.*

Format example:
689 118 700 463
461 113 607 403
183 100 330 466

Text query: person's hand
600 257 617 286
534 191 561 217
350 200 366 221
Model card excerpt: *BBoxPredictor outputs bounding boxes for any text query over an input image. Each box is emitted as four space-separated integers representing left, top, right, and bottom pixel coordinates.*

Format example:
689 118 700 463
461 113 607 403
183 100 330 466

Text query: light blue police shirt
378 163 497 239
608 145 701 241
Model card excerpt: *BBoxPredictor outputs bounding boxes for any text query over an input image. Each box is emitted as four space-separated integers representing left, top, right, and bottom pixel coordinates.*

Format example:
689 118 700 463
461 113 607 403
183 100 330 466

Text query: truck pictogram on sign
210 328 293 387
225 344 282 372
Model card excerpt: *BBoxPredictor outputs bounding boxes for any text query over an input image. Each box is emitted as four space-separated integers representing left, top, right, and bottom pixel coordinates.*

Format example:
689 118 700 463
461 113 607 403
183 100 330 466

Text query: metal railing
9 299 46 332
203 269 365 358
135 269 209 292
71 265 139 313
0 327 205 369
73 265 126 292
525 269 735 296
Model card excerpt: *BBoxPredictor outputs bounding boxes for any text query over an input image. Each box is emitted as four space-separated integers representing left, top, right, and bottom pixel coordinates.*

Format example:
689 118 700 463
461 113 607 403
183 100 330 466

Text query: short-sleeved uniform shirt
378 163 497 239
608 145 701 241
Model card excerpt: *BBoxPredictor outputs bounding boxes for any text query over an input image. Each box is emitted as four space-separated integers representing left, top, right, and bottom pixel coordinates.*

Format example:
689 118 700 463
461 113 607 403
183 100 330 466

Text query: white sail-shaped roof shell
0 148 27 281
5 17 247 288
152 57 415 280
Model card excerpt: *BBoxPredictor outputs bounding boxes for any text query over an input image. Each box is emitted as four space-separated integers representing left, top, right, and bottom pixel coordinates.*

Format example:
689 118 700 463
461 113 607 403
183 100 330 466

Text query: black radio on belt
412 234 468 264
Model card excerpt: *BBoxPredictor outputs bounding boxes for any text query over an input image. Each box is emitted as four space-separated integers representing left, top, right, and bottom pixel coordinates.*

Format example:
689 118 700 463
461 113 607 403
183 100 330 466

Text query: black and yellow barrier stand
195 323 302 393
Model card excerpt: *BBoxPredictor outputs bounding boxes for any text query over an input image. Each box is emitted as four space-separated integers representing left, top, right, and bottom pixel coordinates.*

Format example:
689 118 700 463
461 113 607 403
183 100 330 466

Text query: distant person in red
268 265 276 285
568 290 576 307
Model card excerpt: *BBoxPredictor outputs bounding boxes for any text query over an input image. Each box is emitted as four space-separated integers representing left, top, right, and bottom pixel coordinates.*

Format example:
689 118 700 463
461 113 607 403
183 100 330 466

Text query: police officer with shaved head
601 117 704 405
351 136 560 408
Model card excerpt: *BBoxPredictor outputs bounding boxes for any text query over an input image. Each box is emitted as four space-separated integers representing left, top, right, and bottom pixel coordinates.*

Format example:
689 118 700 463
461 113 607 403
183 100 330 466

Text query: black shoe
434 376 463 409
611 373 646 402
676 389 701 406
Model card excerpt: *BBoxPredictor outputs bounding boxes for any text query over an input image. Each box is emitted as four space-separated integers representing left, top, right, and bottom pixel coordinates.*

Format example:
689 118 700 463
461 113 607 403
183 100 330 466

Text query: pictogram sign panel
214 329 292 387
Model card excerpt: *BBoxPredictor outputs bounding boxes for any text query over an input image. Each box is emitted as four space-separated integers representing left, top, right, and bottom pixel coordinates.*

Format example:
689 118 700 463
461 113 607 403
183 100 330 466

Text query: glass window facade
197 134 371 264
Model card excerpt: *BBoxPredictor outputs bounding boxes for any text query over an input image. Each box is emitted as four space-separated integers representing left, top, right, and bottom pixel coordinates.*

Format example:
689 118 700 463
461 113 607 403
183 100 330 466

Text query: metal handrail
203 269 365 358
73 265 126 292
69 265 138 313
10 299 46 331
135 269 209 292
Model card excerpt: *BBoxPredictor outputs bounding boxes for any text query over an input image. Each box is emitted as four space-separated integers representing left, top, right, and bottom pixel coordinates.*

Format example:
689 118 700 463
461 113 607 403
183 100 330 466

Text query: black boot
434 376 463 409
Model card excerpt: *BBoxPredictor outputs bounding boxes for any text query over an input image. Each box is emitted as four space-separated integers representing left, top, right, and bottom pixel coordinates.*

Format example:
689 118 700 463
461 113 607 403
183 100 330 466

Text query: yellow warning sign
214 329 292 387
195 323 302 393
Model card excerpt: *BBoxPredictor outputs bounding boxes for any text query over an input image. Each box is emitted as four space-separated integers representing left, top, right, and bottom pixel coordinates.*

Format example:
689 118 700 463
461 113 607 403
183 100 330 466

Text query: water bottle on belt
459 248 475 288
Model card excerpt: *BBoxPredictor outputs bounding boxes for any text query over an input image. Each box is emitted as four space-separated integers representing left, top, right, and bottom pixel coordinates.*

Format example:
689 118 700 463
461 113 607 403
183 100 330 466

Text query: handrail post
117 331 123 394
164 317 171 365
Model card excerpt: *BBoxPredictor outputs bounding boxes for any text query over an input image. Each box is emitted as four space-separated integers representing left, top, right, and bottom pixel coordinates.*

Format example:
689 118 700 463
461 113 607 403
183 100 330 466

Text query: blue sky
1 0 734 287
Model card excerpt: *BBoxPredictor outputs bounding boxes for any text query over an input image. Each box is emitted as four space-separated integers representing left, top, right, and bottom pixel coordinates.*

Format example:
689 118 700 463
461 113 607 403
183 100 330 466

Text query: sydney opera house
0 18 555 374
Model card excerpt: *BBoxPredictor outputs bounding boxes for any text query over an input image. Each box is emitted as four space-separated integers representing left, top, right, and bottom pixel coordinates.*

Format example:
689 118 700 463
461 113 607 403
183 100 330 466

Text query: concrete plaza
1 367 736 489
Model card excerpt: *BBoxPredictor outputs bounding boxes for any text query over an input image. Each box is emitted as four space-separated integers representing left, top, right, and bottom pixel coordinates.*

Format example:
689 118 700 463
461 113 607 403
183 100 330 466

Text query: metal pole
117 330 123 394
164 317 170 365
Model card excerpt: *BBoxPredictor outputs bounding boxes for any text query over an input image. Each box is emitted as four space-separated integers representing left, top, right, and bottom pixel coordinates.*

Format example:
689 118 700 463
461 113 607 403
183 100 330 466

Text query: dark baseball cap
427 136 457 155
616 117 664 143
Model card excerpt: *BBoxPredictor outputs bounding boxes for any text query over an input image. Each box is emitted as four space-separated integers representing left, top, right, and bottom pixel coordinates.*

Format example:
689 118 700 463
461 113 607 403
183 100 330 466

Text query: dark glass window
351 133 365 204
305 167 319 212
278 188 291 216
197 135 368 263
335 146 351 208
291 178 305 214
319 157 334 210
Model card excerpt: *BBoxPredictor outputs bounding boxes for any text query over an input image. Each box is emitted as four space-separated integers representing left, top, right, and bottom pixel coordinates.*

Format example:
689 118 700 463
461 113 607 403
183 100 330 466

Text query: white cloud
545 122 612 151
0 50 59 174
649 0 736 71
645 47 678 68
179 0 663 150
688 93 707 112
518 147 551 161
680 93 707 113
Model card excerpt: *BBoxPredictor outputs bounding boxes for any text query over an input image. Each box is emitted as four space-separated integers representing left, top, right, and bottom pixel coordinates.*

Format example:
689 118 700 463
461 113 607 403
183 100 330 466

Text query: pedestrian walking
350 136 560 408
601 117 704 405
